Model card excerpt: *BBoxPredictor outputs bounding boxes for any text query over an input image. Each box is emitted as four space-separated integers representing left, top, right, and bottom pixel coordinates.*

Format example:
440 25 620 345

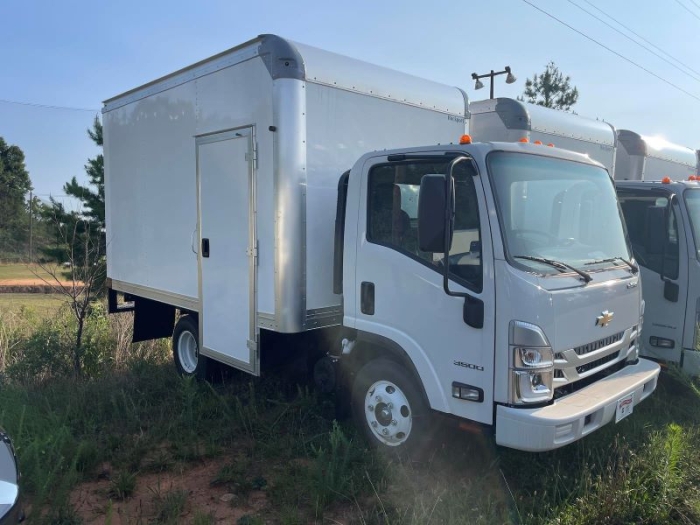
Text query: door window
618 190 679 279
367 161 483 292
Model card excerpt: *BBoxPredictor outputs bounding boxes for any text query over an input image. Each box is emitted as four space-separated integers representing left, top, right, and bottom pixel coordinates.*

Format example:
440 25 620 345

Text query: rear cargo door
197 128 258 375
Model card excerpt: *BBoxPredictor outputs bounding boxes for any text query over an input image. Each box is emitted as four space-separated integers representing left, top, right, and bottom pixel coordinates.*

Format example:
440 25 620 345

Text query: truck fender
348 329 449 413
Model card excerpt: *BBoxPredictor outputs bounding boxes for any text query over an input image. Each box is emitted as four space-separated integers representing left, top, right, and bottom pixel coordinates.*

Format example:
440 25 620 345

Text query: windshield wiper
514 255 593 283
583 257 638 273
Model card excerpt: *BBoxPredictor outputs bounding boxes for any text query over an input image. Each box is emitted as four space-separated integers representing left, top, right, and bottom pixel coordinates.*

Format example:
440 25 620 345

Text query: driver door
353 156 496 424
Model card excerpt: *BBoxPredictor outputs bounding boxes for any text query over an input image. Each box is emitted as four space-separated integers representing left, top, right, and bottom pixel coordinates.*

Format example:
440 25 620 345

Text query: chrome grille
573 332 624 356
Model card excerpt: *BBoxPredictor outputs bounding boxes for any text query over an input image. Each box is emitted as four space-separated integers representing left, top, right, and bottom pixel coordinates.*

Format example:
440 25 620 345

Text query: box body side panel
105 81 199 301
105 56 275 316
304 83 467 312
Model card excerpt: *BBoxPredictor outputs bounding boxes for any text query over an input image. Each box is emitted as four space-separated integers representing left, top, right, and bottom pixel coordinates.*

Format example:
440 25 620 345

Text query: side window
367 161 483 292
618 191 679 279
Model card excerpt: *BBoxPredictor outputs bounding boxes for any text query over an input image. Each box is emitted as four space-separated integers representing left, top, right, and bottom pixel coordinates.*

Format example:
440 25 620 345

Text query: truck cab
340 139 659 452
616 179 700 373
613 130 700 373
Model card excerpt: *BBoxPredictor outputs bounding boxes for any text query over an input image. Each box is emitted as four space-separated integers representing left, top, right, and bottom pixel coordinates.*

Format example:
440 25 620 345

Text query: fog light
514 370 553 403
649 336 674 349
452 382 483 402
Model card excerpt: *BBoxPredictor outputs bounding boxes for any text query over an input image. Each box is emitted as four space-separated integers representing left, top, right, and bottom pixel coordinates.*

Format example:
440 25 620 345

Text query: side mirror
418 174 453 253
664 280 679 303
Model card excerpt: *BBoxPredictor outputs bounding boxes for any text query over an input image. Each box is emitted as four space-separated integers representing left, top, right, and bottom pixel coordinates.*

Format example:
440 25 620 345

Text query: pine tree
38 116 105 376
520 61 579 111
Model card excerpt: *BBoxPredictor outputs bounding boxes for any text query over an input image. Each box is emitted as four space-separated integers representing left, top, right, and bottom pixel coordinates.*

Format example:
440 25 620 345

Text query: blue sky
3 0 700 203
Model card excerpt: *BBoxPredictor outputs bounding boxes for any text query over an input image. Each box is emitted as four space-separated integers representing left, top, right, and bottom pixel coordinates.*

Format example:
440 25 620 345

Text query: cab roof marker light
547 143 555 147
662 176 672 184
459 134 472 145
519 137 529 143
534 140 543 145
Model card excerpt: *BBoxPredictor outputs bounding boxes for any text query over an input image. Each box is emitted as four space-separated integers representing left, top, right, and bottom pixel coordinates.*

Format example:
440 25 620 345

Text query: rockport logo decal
454 360 484 371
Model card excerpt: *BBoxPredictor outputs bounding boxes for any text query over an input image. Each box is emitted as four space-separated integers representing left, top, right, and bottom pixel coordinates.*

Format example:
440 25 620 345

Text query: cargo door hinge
246 241 259 265
245 142 258 170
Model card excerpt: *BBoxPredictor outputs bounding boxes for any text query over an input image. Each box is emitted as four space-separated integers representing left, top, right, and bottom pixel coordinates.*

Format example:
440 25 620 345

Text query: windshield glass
684 189 700 258
488 152 631 276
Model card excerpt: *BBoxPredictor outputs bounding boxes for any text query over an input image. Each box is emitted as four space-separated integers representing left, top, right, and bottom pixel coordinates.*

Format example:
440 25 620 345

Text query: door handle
201 238 210 258
361 282 375 315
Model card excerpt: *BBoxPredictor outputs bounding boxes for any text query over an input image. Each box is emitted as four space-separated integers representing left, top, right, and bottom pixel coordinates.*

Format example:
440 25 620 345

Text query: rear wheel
172 315 208 379
351 358 432 452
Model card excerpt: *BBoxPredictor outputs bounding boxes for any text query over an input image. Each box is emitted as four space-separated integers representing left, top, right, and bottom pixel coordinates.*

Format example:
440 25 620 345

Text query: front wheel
351 358 432 451
172 315 209 379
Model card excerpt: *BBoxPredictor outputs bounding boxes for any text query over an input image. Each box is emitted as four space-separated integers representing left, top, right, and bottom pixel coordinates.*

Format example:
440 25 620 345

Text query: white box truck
104 35 659 452
613 131 700 373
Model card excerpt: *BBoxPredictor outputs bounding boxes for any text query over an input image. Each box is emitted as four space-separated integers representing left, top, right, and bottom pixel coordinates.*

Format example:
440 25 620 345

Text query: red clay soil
0 279 83 294
70 457 267 524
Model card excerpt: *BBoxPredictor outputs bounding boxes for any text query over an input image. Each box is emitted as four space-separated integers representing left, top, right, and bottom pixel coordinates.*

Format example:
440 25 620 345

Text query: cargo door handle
191 225 198 254
201 238 210 258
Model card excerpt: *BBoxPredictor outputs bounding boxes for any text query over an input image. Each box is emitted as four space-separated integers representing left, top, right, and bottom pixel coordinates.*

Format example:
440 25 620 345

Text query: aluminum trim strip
110 279 199 312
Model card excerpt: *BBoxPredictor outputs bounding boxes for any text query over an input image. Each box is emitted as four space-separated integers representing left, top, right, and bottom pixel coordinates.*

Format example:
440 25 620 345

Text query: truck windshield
488 152 631 276
684 189 700 258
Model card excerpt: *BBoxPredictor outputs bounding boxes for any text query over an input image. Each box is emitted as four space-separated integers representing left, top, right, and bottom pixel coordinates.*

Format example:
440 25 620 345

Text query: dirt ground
0 279 83 294
70 457 268 524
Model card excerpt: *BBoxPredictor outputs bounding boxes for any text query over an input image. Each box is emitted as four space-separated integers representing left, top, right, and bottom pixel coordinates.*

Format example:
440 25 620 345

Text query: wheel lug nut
382 428 389 435
391 419 397 426
375 396 381 402
368 405 374 411
371 421 378 427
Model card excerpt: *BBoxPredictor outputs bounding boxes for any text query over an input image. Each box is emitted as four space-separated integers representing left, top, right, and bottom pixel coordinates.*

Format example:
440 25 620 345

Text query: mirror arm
443 156 471 298
660 193 676 283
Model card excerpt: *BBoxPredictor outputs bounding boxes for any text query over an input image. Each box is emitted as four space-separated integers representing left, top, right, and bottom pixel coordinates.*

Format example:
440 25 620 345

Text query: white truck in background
103 35 659 453
613 131 700 374
468 98 700 375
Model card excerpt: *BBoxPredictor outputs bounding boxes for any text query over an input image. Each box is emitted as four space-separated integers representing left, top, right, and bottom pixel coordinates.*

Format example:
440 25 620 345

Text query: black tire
351 357 432 453
172 315 209 379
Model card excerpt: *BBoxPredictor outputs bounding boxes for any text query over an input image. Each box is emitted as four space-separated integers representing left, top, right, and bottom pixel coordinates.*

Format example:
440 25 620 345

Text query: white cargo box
615 129 697 181
103 34 467 374
469 98 617 172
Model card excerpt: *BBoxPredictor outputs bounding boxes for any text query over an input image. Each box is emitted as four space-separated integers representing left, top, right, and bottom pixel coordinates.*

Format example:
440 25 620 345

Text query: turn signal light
519 137 529 143
459 134 472 145
662 176 672 184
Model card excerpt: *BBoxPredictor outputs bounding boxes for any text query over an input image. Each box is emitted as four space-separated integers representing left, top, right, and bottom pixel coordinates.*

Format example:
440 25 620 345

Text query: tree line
0 117 104 267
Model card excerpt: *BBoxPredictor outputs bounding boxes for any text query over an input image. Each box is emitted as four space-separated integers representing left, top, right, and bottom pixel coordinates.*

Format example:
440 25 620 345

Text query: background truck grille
573 332 624 356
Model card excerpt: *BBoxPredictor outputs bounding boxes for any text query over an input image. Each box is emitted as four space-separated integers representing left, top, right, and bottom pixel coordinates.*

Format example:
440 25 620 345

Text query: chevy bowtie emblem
596 310 614 327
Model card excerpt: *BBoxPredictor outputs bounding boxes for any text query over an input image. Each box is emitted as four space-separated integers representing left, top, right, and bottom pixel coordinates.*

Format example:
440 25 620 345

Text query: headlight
515 347 554 368
509 321 554 405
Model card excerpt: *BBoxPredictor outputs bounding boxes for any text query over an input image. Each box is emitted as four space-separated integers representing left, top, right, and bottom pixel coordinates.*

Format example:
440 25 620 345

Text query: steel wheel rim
364 380 412 446
177 330 198 374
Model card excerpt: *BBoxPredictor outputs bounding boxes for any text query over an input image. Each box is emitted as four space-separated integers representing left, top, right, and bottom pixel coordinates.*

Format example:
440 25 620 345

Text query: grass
0 293 67 316
0 263 59 281
4 307 700 523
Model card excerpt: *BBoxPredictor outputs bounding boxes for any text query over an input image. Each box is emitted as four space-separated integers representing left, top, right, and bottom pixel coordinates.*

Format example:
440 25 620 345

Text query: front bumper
495 358 660 452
